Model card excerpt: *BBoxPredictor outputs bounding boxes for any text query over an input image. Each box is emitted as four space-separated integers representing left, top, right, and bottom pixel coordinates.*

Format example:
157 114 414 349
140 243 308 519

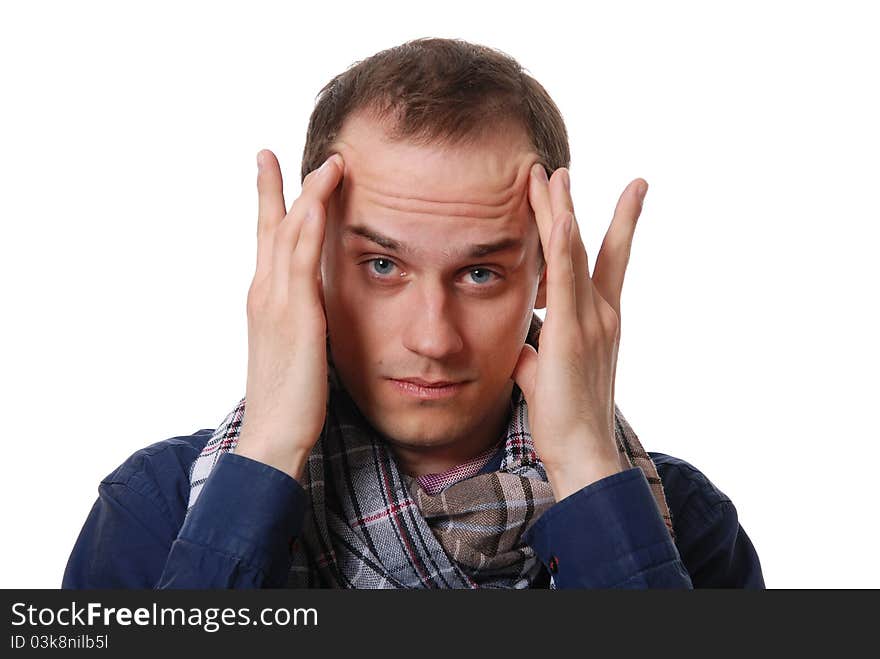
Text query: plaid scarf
415 440 503 494
187 313 674 588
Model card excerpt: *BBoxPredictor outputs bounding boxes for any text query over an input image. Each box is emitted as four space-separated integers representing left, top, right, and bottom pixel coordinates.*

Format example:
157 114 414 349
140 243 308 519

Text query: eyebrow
344 224 524 259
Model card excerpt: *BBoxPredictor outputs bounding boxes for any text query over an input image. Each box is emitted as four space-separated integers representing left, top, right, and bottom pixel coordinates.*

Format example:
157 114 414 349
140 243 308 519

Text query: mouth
387 378 469 400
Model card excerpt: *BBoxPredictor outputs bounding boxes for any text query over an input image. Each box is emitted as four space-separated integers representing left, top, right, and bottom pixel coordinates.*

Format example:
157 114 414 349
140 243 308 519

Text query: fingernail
257 151 263 171
561 169 571 191
319 154 339 175
636 181 648 202
532 164 548 183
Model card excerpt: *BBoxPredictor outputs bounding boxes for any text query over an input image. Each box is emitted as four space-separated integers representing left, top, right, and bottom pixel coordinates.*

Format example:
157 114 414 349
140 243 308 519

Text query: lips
388 377 469 400
394 377 461 387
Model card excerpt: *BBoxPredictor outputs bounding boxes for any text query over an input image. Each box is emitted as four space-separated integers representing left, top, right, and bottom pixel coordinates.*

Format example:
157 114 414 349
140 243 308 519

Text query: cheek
324 261 398 352
326 260 378 312
468 296 531 358
468 285 535 364
459 288 534 365
322 245 362 312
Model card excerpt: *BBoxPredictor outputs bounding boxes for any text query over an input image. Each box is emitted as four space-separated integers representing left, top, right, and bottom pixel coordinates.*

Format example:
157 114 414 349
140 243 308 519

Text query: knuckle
246 282 269 316
596 305 619 336
287 195 303 216
289 195 323 221
601 302 619 325
303 197 324 218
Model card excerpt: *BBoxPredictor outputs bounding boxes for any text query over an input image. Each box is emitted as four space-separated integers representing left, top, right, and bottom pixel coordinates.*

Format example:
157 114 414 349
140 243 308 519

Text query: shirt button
548 555 559 574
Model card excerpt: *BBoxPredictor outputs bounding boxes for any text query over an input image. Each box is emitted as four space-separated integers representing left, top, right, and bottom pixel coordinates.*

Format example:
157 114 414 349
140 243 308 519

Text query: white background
1 0 877 588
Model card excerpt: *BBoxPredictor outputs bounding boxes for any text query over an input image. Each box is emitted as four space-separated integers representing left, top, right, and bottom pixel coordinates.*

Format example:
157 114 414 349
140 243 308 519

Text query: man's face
321 112 547 454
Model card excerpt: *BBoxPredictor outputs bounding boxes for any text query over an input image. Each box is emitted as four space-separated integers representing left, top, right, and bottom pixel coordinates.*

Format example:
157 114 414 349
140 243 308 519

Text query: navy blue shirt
62 429 764 589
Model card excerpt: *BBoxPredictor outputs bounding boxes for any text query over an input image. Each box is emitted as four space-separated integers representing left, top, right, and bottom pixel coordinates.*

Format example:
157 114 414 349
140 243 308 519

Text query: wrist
234 437 311 483
545 451 624 502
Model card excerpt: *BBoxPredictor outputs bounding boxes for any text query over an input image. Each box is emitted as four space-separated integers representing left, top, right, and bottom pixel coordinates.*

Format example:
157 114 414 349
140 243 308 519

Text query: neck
389 381 514 478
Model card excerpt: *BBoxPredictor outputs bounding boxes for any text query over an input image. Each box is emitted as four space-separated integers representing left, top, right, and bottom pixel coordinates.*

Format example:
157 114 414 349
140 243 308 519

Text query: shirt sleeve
674 498 765 588
522 467 694 589
157 452 307 588
62 451 308 589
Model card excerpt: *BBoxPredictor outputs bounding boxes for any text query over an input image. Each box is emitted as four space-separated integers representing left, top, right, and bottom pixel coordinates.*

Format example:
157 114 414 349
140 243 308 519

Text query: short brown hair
300 37 570 184
301 38 571 271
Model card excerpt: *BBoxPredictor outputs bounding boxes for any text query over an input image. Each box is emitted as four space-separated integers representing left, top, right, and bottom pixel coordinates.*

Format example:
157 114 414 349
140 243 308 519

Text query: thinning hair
301 37 570 271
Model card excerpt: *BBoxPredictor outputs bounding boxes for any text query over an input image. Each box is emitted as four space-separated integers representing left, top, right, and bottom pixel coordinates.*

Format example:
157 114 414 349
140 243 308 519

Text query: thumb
511 343 538 405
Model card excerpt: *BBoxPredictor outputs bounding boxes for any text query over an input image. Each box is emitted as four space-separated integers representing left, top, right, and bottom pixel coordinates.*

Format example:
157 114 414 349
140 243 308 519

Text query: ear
533 264 547 310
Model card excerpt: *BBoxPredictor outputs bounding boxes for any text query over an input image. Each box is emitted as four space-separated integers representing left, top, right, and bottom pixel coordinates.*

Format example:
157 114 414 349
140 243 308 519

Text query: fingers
592 178 647 319
531 166 592 315
270 154 344 301
548 168 573 216
569 215 596 323
255 149 286 281
257 150 286 230
510 343 539 405
549 169 591 300
294 153 344 214
289 205 328 306
545 211 577 323
528 164 554 264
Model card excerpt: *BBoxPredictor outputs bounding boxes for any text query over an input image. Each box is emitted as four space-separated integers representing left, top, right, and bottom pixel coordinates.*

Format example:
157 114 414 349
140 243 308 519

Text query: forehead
330 113 539 225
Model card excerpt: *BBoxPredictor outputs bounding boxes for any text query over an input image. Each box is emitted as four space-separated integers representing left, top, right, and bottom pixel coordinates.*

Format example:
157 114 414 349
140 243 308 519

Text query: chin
367 411 464 449
338 372 506 449
384 433 451 450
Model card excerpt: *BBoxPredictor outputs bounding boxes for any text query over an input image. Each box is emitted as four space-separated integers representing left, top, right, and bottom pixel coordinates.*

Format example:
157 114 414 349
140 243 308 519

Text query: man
63 38 764 589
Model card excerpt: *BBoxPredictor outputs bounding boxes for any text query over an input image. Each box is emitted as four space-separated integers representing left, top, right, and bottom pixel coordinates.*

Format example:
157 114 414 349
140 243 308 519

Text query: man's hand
235 149 344 482
511 165 648 501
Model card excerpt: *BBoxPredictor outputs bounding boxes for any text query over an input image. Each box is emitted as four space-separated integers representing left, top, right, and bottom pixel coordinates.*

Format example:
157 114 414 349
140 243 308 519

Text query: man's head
302 38 571 460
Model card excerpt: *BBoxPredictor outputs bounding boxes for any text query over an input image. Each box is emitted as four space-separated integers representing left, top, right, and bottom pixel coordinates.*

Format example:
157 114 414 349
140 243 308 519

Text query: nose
401 280 464 360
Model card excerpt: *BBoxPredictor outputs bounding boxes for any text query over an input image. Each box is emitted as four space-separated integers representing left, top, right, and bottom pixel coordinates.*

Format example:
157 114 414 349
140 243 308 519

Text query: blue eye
363 258 500 288
468 268 494 284
367 259 394 275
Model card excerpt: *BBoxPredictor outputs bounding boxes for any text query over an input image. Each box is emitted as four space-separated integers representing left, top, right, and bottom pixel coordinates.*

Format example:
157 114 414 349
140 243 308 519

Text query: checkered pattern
416 441 503 495
187 313 674 588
